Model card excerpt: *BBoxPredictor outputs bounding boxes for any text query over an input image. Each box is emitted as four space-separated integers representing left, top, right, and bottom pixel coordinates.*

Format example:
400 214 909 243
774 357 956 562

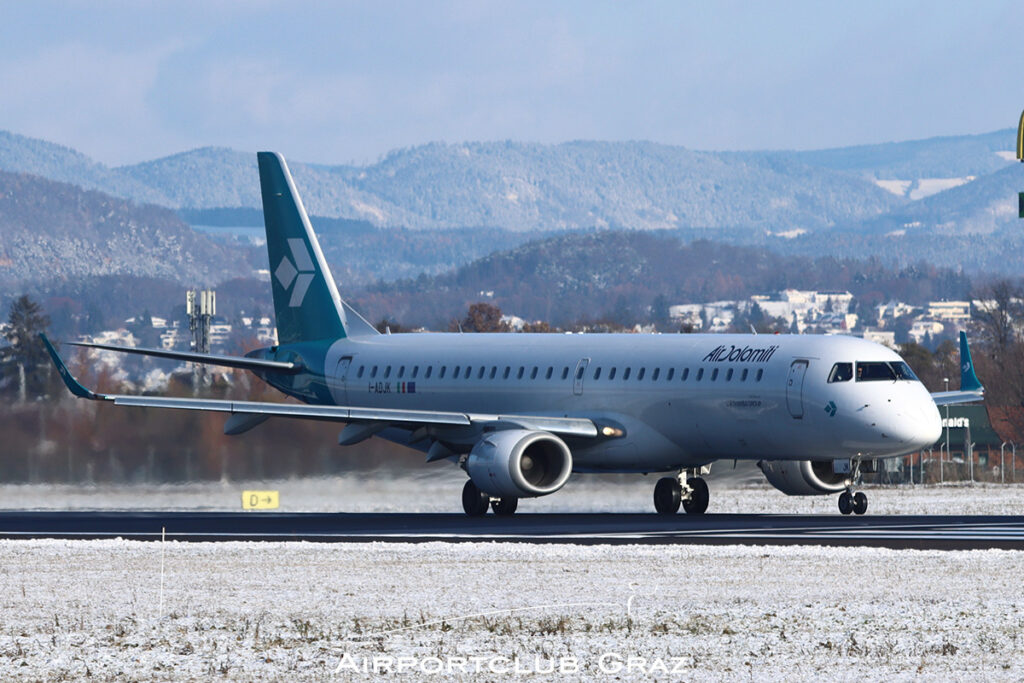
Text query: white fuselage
319 332 941 473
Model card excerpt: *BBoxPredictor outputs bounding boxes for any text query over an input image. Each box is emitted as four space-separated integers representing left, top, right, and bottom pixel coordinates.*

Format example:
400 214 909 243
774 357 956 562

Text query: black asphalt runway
1 511 1023 550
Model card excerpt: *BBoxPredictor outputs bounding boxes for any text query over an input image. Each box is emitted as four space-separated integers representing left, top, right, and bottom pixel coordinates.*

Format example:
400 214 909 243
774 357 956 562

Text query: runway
1 511 1024 549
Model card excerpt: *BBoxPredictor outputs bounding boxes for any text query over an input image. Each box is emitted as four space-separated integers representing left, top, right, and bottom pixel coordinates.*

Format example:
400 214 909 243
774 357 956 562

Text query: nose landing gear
837 458 868 515
653 467 710 515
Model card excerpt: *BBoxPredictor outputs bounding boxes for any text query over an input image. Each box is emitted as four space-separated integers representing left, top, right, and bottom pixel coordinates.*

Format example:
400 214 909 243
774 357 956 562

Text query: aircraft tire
853 491 868 515
491 497 519 516
653 477 682 514
682 477 709 515
462 480 490 516
838 491 853 515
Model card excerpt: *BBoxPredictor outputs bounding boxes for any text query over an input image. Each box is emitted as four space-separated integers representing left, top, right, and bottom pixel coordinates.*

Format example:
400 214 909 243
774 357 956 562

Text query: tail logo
275 238 316 307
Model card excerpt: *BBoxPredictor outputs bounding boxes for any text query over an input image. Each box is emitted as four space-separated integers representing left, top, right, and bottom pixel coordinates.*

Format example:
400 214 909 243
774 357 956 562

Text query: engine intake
467 430 573 498
757 459 848 496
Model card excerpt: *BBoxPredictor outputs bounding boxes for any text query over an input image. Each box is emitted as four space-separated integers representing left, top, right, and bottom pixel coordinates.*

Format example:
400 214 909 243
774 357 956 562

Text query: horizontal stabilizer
67 340 301 373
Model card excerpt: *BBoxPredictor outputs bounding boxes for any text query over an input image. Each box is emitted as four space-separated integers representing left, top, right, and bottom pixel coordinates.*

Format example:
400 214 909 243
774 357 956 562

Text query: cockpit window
890 361 919 381
828 363 853 383
856 362 895 381
855 361 920 382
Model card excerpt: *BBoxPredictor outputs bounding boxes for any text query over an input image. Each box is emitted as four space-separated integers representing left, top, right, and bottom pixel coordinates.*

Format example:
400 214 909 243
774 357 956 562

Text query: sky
1 0 1022 166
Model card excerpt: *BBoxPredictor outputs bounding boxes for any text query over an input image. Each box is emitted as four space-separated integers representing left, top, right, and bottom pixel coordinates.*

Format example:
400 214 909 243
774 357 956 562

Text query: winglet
39 333 107 400
959 331 983 394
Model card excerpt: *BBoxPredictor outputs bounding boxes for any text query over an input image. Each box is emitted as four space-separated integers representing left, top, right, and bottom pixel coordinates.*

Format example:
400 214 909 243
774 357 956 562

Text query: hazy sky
2 1 1022 165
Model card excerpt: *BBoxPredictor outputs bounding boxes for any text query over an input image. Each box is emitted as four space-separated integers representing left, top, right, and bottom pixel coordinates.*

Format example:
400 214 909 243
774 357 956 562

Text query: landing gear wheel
491 497 519 516
462 480 490 516
852 491 868 515
838 491 853 515
682 477 709 515
653 477 681 514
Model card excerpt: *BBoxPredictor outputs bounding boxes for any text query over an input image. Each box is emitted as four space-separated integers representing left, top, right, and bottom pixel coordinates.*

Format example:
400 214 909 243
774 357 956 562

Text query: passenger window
517 367 525 379
384 366 392 378
371 366 378 378
490 367 497 379
503 366 511 379
637 368 646 380
682 368 689 381
466 367 473 380
696 368 704 381
667 368 675 381
530 367 538 380
726 368 733 381
453 366 460 379
440 366 447 378
425 366 433 378
711 368 719 381
575 365 585 380
829 363 853 383
652 368 660 381
562 367 569 380
756 369 763 381
478 367 485 379
593 367 602 380
624 367 632 380
357 366 365 378
741 368 748 381
609 368 617 380
412 366 419 378
546 367 553 380
398 366 405 378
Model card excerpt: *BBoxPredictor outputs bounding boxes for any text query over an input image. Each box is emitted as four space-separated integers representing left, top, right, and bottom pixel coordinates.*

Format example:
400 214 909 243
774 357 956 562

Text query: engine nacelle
758 459 848 496
466 430 573 498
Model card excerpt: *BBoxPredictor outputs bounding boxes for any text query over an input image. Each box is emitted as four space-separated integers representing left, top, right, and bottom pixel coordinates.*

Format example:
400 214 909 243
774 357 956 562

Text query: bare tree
973 280 1023 352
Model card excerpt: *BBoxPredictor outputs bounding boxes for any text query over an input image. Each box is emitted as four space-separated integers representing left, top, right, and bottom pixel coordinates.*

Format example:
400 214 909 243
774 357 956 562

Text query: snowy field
0 468 1022 515
2 474 1024 680
1 540 1024 681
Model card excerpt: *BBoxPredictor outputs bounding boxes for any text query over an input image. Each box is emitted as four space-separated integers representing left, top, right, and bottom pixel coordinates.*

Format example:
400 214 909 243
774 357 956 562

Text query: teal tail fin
258 152 349 344
959 331 983 393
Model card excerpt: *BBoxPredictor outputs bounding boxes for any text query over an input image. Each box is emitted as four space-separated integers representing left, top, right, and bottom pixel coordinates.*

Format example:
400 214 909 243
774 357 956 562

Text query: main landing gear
837 458 868 515
653 468 710 515
462 480 518 516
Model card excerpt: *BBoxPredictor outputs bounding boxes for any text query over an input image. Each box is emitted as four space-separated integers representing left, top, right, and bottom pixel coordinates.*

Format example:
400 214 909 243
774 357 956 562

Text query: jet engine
757 459 848 496
466 430 573 498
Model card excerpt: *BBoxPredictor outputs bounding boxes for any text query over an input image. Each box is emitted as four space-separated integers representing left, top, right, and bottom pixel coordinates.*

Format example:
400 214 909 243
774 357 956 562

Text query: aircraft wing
42 335 599 438
929 331 984 406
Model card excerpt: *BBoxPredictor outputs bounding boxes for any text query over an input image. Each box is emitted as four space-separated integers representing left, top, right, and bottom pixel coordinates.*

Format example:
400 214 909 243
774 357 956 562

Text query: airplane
42 152 986 517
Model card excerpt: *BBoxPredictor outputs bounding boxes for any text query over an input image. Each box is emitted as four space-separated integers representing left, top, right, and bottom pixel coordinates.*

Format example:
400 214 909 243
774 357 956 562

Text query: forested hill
1 130 905 231
355 231 973 328
0 171 252 287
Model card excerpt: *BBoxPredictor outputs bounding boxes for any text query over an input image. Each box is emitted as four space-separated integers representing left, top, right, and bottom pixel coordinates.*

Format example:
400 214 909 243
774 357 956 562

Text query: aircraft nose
898 398 942 450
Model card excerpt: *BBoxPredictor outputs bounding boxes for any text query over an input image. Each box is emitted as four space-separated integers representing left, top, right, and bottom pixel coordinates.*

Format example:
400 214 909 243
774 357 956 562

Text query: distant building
908 320 945 344
875 300 917 325
927 301 970 323
861 328 896 348
160 326 187 350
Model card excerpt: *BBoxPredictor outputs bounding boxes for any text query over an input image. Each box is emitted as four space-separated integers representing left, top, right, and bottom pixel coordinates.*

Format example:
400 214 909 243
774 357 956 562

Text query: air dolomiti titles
702 344 780 364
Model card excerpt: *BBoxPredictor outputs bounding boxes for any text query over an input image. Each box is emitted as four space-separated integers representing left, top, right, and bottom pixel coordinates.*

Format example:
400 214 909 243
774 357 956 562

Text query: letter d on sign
242 490 280 510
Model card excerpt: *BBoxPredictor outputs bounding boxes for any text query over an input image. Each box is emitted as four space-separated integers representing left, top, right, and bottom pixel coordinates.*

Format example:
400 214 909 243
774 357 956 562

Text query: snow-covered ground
3 474 1023 680
1 539 1023 681
0 470 1022 515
